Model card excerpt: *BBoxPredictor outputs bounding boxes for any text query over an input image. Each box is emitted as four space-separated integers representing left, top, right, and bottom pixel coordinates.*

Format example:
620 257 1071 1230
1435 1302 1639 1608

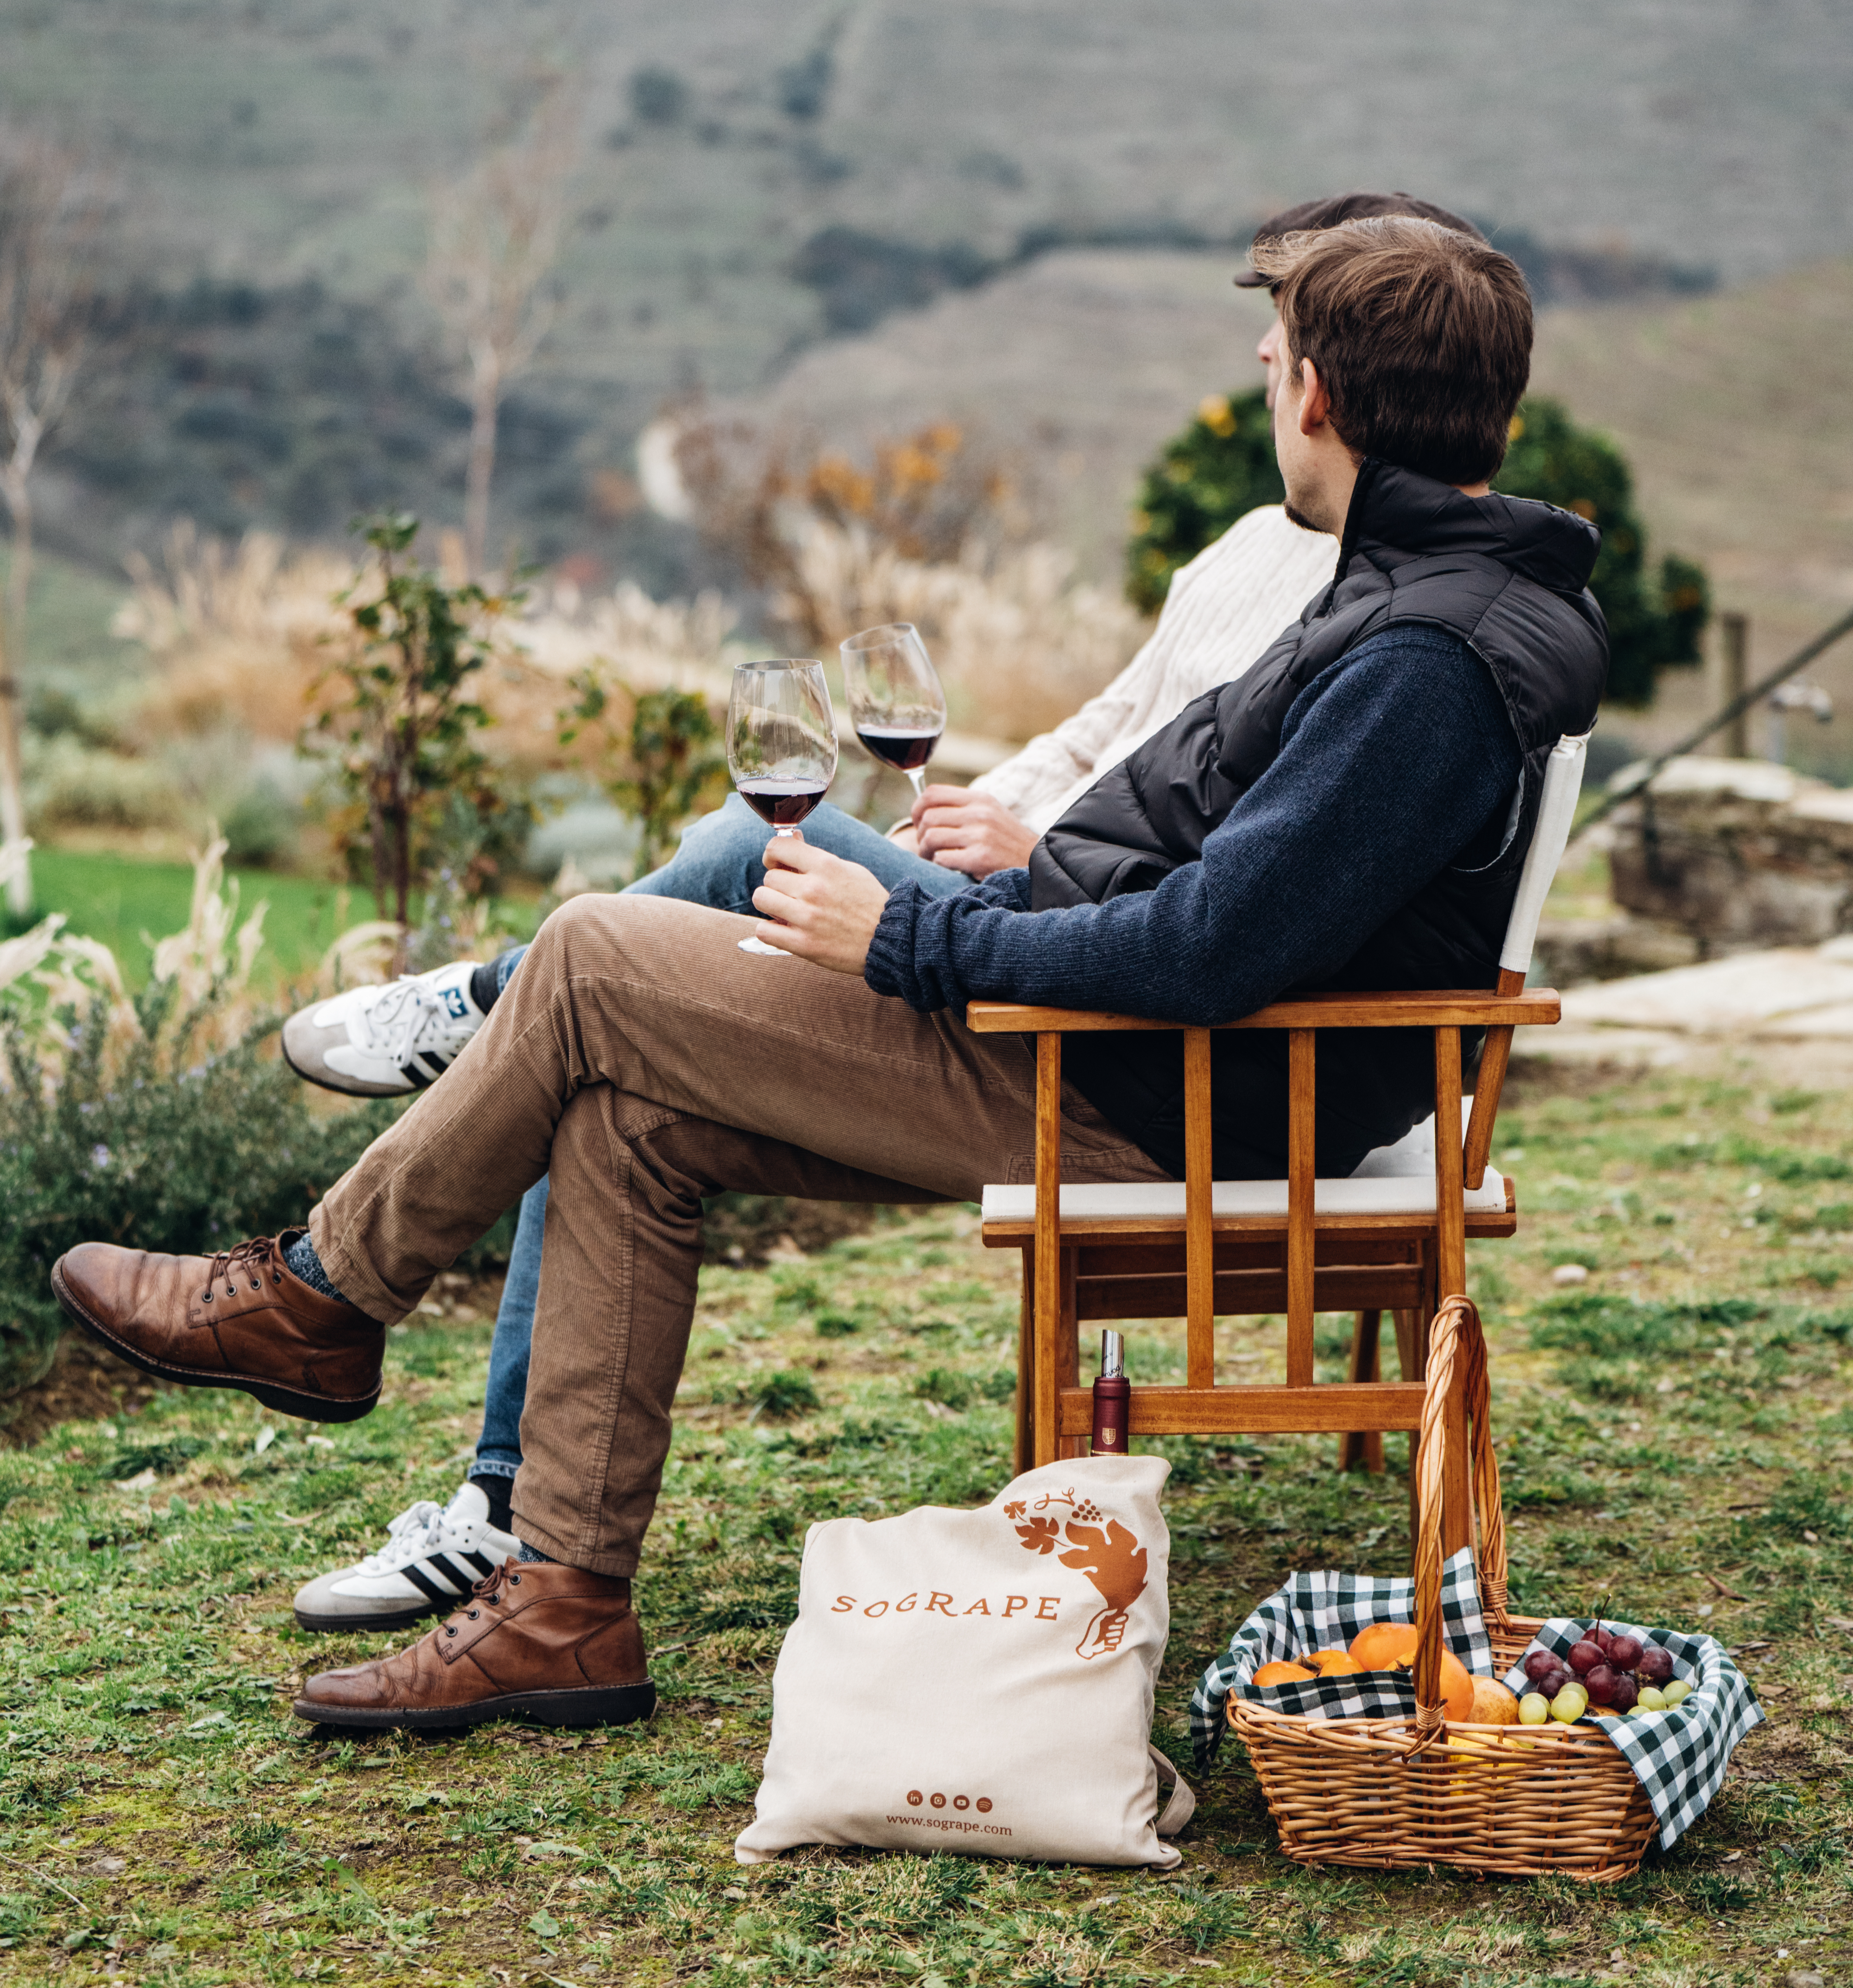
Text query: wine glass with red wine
840 622 946 802
728 658 838 957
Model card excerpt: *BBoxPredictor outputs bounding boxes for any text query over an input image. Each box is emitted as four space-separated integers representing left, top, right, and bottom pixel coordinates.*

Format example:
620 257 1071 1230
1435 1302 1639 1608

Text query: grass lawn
22 846 541 993
0 1055 1849 1984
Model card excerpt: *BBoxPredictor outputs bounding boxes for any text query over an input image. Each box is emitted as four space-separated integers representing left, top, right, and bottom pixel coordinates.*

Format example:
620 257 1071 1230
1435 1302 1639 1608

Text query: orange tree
1124 391 1708 707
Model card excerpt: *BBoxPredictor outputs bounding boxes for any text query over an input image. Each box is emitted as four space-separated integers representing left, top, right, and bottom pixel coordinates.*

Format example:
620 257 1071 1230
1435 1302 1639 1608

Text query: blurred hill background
1 0 1851 759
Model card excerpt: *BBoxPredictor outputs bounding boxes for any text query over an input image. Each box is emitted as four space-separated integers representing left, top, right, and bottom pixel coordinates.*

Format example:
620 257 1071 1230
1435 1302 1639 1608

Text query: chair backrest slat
1498 732 1590 977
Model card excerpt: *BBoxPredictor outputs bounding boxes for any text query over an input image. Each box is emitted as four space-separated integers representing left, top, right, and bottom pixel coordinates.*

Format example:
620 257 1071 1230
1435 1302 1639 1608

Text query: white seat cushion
980 1102 1502 1225
980 1169 1506 1225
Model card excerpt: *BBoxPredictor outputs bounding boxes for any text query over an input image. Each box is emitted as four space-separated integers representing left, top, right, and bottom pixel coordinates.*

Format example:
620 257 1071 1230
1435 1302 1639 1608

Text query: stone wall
1608 757 1853 950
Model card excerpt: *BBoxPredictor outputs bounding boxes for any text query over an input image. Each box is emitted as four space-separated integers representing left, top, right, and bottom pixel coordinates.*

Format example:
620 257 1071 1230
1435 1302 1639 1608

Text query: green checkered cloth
1500 1618 1764 1849
1190 1547 1492 1767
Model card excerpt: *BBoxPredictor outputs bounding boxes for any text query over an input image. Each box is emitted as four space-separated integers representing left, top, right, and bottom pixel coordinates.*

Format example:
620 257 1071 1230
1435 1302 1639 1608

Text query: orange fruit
1253 1660 1316 1688
1347 1621 1475 1720
1305 1647 1365 1677
1349 1621 1418 1669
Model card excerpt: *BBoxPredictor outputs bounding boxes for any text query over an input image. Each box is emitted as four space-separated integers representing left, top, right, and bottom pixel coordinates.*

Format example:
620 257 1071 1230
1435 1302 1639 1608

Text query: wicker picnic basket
1227 1294 1658 1881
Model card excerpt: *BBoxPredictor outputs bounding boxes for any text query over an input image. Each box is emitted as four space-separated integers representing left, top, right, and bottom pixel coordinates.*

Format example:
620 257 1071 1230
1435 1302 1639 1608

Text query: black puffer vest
1034 461 1608 1179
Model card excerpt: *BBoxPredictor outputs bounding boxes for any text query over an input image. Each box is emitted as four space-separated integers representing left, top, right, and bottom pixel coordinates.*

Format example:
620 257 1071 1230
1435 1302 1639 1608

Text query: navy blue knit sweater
865 624 1521 1029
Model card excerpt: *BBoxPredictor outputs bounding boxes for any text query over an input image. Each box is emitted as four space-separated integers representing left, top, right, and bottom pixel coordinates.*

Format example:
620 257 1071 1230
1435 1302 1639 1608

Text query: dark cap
1232 190 1490 287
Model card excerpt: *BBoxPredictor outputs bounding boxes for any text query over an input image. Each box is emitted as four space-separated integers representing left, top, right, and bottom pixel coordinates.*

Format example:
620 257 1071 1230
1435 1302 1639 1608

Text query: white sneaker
292 1481 522 1632
281 959 489 1098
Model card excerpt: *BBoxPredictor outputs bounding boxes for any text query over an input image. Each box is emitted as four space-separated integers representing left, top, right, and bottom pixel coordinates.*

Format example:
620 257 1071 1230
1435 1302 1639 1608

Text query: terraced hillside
2 0 1850 582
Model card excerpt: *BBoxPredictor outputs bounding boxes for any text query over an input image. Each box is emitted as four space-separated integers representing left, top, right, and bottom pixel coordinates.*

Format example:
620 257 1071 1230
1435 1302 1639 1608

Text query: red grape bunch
1518 1622 1690 1725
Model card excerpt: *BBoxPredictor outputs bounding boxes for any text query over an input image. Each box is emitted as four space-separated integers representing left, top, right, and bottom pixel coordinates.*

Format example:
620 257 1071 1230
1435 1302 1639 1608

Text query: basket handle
1409 1294 1509 1726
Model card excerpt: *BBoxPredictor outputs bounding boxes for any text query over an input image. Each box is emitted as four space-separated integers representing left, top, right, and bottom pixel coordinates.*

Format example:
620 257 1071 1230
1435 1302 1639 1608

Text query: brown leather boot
50 1230 384 1423
294 1559 655 1731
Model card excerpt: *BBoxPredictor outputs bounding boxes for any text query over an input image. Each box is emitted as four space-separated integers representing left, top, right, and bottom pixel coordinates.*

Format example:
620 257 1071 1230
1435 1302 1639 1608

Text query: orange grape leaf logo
1008 1488 1147 1659
1056 1520 1148 1614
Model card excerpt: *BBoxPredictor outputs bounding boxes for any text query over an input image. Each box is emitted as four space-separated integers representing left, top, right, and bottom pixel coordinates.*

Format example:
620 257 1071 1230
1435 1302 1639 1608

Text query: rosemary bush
0 986 398 1396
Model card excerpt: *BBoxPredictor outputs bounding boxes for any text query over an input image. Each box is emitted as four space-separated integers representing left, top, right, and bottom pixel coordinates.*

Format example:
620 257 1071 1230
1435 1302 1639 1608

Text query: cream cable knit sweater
969 506 1340 835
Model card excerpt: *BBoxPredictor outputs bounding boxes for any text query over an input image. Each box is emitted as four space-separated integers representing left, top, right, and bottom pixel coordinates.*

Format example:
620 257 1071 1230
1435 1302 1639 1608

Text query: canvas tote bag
736 1455 1194 1867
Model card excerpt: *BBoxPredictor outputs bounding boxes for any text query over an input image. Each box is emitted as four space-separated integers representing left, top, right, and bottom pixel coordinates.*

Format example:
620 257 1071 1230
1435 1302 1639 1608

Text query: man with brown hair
53 215 1606 1732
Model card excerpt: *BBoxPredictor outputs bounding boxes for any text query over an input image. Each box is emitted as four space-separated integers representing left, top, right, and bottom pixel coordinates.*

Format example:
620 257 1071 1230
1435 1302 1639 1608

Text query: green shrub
0 987 398 1396
1124 389 1709 707
1495 398 1708 706
1124 388 1282 615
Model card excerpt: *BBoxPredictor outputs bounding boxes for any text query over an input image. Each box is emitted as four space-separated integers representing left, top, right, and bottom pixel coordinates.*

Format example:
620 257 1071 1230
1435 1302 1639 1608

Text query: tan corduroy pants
311 894 1170 1574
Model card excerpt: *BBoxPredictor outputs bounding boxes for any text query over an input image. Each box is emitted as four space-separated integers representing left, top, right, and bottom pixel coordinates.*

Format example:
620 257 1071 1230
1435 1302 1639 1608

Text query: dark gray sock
284 1232 347 1304
469 1471 515 1532
468 960 501 1015
517 1540 554 1565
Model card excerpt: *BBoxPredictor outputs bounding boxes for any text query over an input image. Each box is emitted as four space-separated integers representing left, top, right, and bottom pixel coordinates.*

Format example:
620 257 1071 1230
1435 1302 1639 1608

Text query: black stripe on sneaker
402 1064 434 1090
462 1551 498 1577
400 1562 448 1601
430 1553 480 1594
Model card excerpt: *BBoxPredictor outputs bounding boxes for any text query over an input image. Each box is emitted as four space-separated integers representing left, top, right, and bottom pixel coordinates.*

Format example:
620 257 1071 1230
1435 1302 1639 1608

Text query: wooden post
1721 612 1749 760
1034 1033 1063 1466
1184 1027 1215 1388
1286 1029 1316 1388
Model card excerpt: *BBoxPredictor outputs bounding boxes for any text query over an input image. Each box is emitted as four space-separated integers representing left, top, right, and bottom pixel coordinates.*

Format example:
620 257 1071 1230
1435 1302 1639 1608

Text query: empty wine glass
728 658 838 957
840 622 946 802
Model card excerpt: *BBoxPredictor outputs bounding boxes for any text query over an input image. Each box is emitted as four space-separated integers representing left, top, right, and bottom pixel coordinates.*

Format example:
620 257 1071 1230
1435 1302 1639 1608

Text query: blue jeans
470 798 972 1479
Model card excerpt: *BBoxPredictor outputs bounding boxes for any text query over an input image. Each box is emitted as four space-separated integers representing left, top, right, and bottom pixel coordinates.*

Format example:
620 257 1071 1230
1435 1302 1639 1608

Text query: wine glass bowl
840 622 946 800
728 658 837 956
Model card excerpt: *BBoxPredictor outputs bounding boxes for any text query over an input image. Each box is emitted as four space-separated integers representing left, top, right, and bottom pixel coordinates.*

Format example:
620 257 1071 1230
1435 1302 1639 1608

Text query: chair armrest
965 989 1561 1033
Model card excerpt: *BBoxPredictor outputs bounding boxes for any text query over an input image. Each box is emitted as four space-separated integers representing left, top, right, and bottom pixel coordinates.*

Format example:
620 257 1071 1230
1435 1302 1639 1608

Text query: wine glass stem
907 769 927 801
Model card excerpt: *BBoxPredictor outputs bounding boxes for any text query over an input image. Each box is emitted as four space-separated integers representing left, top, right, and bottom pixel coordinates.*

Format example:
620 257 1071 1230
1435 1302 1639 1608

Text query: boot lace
441 1559 524 1639
202 1235 283 1303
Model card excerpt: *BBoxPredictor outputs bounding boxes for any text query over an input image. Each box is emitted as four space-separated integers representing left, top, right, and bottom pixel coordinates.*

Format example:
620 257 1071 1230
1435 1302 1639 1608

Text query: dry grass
107 511 1144 797
773 517 1148 742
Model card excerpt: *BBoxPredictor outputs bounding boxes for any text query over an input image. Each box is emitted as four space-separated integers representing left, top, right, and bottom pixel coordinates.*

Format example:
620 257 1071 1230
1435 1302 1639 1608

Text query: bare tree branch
0 124 110 916
424 73 581 580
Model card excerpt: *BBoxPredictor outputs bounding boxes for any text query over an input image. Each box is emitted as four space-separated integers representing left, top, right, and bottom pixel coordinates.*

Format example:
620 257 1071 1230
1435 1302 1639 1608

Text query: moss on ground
0 1056 1849 1984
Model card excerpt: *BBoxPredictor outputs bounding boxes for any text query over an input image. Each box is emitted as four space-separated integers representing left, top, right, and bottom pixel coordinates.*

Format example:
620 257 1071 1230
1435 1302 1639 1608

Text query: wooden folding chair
975 733 1589 1558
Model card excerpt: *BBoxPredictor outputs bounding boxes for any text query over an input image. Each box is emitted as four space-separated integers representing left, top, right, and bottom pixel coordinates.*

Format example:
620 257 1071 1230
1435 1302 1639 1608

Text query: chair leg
1337 1310 1385 1473
1392 1307 1427 1382
1056 1246 1086 1460
1013 1250 1034 1477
